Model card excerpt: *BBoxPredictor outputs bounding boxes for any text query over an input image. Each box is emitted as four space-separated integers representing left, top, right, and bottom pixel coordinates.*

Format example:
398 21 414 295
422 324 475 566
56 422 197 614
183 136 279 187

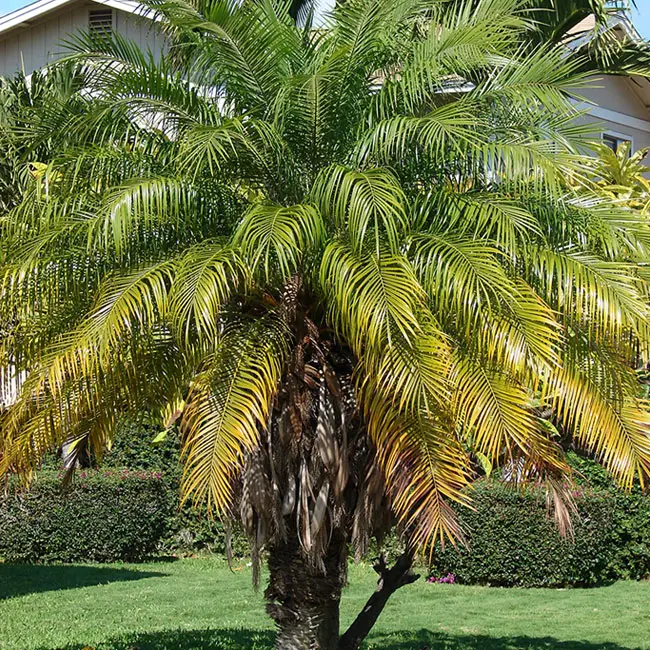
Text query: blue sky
632 0 650 38
1 0 650 37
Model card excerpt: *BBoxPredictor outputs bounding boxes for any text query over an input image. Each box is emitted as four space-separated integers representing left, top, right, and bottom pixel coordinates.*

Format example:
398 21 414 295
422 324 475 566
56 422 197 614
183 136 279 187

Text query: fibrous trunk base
266 530 346 650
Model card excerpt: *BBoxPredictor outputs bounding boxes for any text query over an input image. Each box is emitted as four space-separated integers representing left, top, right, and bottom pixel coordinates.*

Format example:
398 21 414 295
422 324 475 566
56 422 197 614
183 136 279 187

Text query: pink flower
427 572 456 584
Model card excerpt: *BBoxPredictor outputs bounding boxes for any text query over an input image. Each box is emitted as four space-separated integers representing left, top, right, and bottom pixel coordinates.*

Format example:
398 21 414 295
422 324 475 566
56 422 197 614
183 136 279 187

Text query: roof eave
0 0 147 39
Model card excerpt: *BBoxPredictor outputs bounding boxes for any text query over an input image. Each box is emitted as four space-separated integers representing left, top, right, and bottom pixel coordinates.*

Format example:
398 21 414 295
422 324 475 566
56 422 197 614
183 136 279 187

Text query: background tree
522 0 650 76
2 0 650 648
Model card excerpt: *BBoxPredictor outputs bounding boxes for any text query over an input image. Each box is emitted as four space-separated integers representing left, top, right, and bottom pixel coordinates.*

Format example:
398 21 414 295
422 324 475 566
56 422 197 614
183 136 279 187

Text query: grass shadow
371 630 647 649
34 628 646 650
0 564 168 600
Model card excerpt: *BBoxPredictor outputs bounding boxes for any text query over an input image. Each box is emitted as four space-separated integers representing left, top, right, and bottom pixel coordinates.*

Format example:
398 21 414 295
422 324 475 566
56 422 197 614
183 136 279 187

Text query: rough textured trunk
266 528 347 650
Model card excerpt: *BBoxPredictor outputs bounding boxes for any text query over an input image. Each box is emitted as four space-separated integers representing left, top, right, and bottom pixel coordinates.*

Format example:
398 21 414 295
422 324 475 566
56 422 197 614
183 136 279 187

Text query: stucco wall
578 75 650 122
574 114 650 154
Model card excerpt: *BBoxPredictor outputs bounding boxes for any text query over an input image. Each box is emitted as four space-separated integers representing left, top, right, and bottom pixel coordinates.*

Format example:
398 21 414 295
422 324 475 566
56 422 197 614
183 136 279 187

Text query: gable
0 0 158 79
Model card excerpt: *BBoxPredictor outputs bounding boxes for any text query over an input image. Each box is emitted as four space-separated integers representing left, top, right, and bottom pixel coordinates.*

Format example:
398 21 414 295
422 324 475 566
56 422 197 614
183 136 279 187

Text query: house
0 1 649 155
0 0 162 79
568 15 650 159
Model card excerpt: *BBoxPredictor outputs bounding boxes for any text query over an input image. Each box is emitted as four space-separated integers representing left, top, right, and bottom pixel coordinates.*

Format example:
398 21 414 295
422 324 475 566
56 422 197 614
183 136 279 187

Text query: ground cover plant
3 0 650 647
2 559 650 650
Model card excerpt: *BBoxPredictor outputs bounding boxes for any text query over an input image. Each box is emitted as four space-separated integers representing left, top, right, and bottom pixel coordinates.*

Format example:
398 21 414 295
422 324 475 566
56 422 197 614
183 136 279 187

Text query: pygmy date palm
2 0 650 648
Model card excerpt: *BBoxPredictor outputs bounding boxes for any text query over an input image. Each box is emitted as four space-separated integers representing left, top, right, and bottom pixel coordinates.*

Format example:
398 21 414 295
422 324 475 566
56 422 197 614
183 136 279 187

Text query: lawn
1 559 649 650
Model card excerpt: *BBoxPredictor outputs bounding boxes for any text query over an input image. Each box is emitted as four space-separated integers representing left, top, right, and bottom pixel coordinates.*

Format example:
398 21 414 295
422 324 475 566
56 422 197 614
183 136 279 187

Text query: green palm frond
170 242 248 343
234 202 324 283
414 190 541 253
98 178 201 256
312 166 409 253
320 240 424 354
86 261 174 355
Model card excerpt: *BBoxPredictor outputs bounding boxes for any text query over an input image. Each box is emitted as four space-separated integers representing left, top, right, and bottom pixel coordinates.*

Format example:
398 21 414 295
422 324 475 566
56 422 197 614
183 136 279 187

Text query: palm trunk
265 528 346 650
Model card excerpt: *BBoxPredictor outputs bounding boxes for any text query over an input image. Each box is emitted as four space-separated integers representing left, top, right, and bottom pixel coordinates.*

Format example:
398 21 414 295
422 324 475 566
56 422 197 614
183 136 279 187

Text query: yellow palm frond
169 242 248 343
320 240 424 354
544 362 650 489
311 165 409 254
180 316 289 513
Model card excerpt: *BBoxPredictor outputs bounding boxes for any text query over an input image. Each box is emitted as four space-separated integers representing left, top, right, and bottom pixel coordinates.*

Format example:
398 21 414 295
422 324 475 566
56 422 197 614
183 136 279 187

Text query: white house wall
114 7 164 61
578 75 650 122
0 2 162 79
574 113 650 153
571 74 650 165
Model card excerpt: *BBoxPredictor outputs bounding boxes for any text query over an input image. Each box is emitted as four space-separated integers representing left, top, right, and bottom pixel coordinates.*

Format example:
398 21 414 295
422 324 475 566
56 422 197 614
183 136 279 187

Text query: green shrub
0 470 173 563
101 421 181 473
28 423 252 561
605 491 650 581
12 436 650 577
429 481 650 587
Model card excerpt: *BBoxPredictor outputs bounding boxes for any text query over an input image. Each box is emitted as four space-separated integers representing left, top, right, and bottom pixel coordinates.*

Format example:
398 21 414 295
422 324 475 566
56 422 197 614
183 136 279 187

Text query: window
602 132 632 154
88 8 113 37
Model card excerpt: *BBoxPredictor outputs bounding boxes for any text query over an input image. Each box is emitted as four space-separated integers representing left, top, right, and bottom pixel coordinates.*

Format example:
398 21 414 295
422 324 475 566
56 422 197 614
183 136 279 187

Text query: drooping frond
312 165 409 253
169 242 248 343
180 315 289 513
450 351 561 467
544 360 650 489
233 202 324 283
529 248 650 341
319 240 424 354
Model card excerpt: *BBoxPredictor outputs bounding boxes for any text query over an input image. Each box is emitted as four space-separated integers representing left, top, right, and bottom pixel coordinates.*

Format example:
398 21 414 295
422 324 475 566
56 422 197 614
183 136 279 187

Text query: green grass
1 558 649 649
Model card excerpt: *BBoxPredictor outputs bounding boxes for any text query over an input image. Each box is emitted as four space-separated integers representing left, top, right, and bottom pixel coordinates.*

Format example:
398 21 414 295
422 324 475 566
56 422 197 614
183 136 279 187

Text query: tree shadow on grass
35 628 646 650
0 564 168 600
371 630 646 650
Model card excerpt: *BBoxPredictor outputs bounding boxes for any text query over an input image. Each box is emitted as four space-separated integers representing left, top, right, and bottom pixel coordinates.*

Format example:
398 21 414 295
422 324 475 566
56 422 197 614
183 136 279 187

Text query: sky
1 0 650 37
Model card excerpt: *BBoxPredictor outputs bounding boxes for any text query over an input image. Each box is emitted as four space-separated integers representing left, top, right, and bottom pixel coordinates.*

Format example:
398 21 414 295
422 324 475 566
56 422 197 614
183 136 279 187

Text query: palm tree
521 0 650 77
2 0 650 647
0 64 86 408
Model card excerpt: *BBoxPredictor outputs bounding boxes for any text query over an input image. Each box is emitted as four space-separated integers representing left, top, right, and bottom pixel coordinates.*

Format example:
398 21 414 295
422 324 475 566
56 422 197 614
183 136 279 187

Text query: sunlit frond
170 242 248 343
451 351 562 467
233 202 324 283
529 248 650 340
180 316 289 513
319 240 424 354
311 165 409 253
545 361 650 489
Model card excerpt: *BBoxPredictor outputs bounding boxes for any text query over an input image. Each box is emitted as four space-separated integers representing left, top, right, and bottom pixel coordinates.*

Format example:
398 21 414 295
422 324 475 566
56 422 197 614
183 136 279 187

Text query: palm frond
180 315 289 513
233 202 324 283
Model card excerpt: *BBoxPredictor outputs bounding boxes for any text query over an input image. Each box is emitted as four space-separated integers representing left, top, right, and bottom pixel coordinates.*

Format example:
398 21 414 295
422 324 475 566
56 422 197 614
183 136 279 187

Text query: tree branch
338 550 419 650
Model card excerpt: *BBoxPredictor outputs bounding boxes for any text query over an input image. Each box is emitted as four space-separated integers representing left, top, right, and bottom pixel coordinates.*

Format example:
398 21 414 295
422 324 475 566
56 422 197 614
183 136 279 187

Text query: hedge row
429 482 650 587
3 425 649 588
0 471 172 563
0 469 251 563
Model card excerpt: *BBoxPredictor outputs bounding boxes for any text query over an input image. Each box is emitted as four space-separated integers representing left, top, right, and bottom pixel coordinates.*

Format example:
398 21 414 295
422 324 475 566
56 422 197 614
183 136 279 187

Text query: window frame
602 130 634 154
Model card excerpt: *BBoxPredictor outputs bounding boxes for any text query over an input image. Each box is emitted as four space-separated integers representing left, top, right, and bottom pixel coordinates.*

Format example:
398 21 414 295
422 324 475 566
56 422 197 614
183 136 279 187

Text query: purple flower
427 572 456 584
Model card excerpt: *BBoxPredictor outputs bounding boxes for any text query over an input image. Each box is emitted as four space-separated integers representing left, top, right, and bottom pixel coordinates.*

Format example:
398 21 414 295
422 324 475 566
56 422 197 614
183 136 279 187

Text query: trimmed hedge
429 481 650 587
9 424 251 562
5 426 649 583
0 470 172 563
